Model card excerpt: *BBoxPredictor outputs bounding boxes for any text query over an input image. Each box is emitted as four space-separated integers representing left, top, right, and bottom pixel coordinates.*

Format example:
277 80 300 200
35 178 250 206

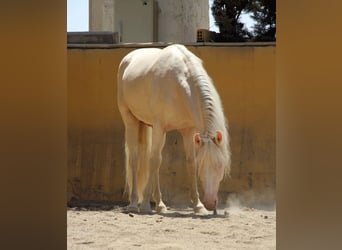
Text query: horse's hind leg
121 110 140 212
140 126 167 213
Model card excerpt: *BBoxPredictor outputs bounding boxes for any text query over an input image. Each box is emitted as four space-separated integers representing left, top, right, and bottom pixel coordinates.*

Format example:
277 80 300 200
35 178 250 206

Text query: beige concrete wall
89 0 155 42
89 0 209 42
89 0 115 32
114 0 155 42
67 44 275 205
157 0 209 42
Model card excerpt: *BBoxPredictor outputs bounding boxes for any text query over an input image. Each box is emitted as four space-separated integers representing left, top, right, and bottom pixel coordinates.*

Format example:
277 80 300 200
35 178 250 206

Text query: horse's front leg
152 171 167 213
152 152 167 213
185 157 208 214
182 130 208 214
140 127 167 213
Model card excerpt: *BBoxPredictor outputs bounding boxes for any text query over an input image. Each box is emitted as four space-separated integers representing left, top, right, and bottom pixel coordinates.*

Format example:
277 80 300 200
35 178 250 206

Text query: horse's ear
215 130 223 145
194 133 202 147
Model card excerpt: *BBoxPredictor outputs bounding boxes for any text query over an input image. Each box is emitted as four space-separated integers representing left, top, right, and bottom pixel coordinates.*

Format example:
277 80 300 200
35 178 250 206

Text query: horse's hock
67 43 276 207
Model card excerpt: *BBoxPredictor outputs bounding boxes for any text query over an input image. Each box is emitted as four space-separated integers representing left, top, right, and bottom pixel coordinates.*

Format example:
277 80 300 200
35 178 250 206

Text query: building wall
157 0 209 42
88 0 209 42
67 44 276 205
114 0 156 42
89 0 115 32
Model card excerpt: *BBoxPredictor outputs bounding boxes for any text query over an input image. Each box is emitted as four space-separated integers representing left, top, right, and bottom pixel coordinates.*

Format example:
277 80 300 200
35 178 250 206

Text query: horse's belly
127 102 192 130
125 94 192 130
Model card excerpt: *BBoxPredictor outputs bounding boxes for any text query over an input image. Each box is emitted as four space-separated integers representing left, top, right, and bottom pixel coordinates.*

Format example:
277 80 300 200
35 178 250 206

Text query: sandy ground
67 204 275 250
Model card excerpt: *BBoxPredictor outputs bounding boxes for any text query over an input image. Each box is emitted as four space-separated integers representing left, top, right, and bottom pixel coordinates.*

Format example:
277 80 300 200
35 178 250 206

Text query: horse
117 44 231 214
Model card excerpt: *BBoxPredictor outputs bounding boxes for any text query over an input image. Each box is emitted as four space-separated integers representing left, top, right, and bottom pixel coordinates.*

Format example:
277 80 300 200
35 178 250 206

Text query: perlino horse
117 44 231 214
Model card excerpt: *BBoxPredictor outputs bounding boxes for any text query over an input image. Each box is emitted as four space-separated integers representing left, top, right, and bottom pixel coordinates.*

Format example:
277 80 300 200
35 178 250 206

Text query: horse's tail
125 122 152 203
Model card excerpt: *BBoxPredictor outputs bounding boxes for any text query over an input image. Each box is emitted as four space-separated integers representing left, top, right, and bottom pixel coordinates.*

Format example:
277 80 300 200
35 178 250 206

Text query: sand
67 204 275 250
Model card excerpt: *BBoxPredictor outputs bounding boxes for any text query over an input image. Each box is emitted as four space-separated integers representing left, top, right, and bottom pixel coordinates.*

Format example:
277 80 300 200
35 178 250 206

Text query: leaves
247 0 276 41
211 0 276 42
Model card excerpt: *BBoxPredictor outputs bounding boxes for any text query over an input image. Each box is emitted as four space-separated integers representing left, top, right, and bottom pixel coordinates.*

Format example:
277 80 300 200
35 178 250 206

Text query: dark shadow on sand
67 200 129 211
68 200 232 219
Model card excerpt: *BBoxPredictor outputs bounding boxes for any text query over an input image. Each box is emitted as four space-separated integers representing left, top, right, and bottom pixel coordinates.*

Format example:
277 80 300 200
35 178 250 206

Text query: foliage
211 0 252 42
247 0 276 41
211 0 276 42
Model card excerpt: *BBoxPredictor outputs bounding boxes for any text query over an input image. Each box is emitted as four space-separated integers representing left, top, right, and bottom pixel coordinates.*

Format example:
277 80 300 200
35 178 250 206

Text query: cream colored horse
117 44 231 214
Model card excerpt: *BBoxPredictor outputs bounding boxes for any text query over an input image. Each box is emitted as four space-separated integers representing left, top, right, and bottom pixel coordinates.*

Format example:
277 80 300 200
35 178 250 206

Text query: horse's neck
175 45 224 138
191 76 222 138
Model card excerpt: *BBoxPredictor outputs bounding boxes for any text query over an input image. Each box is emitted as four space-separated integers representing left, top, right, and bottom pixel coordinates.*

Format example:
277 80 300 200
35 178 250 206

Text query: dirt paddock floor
67 200 276 250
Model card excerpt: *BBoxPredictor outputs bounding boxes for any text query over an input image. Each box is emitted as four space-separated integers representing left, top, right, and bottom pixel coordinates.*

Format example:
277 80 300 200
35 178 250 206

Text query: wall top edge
67 42 276 49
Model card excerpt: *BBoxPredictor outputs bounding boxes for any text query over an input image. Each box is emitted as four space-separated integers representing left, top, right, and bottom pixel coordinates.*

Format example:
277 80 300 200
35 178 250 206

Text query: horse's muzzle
203 199 217 211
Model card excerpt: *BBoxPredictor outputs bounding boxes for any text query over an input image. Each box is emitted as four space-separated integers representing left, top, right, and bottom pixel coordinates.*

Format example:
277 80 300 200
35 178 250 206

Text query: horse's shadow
68 200 229 219
121 206 228 219
160 211 228 219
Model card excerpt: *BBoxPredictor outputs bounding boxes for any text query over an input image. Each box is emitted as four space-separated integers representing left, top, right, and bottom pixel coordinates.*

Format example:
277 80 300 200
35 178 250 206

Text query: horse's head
194 130 230 211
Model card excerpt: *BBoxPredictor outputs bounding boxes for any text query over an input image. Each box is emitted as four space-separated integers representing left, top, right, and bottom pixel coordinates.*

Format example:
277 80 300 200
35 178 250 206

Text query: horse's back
118 45 200 83
118 48 162 84
117 45 202 130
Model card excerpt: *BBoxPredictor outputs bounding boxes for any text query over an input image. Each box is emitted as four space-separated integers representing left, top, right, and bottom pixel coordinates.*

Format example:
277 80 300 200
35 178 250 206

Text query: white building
89 0 209 43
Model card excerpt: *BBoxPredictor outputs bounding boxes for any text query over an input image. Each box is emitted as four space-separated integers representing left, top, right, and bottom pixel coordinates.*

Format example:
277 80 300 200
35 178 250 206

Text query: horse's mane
172 44 231 176
173 45 223 136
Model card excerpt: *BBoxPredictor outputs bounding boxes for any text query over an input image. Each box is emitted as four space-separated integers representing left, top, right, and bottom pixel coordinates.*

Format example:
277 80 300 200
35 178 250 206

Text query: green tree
211 0 252 42
248 0 276 41
211 0 276 42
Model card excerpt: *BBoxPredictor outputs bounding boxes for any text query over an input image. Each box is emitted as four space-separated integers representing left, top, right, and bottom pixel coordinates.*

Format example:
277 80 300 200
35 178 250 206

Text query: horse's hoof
194 205 209 215
125 205 139 213
139 202 152 214
156 205 167 214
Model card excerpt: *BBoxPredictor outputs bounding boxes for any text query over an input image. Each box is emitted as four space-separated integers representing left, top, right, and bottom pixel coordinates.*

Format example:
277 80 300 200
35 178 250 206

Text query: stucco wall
89 0 209 42
157 0 209 42
67 44 275 205
89 0 115 32
114 0 156 42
